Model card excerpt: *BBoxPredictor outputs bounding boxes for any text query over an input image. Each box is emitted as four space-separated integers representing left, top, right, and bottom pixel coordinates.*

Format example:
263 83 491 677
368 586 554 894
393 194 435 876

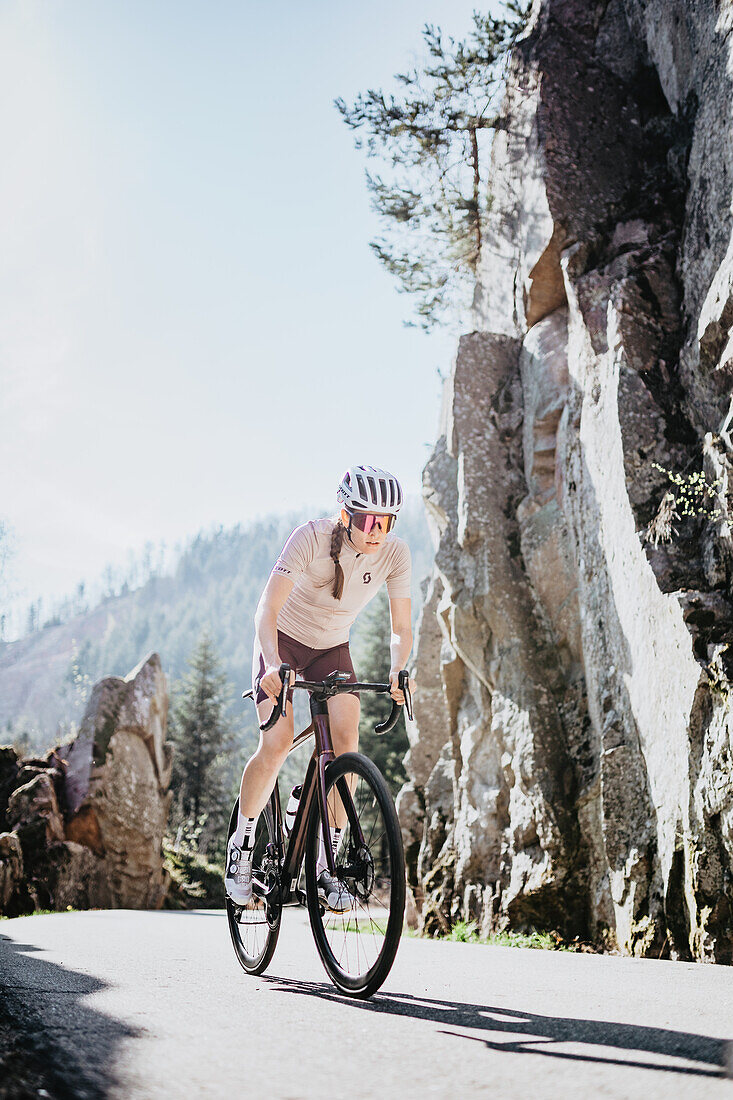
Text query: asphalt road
1 908 732 1099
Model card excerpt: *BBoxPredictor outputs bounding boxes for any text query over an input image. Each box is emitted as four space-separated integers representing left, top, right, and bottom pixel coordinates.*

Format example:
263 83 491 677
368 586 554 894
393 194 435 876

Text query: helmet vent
356 473 367 500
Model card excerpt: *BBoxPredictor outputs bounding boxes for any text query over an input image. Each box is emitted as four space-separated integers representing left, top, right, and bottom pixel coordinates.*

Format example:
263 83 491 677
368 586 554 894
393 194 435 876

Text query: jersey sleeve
386 539 412 600
272 522 316 581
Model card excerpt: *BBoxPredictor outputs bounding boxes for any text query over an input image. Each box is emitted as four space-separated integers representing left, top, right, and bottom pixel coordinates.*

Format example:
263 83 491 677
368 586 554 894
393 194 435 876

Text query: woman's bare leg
238 702 294 819
324 692 360 831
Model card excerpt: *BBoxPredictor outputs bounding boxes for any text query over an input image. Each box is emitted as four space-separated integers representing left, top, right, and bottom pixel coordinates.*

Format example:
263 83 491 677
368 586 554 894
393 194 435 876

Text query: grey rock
401 0 733 959
0 654 173 915
7 773 65 845
61 654 172 909
0 832 24 911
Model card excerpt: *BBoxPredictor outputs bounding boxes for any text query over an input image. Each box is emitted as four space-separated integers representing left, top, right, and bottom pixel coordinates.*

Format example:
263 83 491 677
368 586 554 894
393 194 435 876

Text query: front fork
313 709 337 876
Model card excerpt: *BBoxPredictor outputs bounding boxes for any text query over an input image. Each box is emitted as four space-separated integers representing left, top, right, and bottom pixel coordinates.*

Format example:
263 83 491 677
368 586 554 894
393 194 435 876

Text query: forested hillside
0 500 431 752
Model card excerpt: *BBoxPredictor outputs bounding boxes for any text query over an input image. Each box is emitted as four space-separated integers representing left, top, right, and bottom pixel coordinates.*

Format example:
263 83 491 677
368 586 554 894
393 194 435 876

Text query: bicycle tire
305 752 405 998
226 794 282 975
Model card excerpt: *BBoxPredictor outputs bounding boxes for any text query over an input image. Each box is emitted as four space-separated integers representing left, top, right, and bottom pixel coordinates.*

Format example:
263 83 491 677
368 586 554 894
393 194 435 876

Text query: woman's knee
258 718 294 765
328 695 360 755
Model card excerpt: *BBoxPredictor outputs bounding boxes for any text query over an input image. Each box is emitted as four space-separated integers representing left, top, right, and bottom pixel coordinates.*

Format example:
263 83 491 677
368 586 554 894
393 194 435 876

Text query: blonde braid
330 520 346 600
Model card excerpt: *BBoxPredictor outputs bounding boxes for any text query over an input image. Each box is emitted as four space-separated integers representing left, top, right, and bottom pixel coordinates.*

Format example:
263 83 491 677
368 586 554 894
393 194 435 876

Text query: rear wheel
305 752 405 998
226 795 282 975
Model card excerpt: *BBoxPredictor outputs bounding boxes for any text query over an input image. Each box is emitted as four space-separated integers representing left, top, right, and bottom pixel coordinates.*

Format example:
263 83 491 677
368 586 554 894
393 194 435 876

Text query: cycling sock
233 813 257 852
317 826 342 874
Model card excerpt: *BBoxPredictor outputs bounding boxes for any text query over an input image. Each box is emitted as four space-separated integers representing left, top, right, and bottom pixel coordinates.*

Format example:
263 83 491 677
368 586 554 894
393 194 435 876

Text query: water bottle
284 785 302 835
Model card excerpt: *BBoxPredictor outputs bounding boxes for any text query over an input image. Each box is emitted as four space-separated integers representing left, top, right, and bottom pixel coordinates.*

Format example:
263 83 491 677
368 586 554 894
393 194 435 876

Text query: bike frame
244 669 411 912
275 689 365 903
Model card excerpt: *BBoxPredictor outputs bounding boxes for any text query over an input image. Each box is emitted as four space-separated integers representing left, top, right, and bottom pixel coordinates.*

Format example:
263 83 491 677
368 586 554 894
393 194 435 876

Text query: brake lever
259 664 291 732
400 670 414 722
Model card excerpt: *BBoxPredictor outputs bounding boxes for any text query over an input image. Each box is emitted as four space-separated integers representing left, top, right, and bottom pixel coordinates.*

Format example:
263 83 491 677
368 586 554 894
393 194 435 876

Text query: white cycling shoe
225 840 253 905
317 869 355 913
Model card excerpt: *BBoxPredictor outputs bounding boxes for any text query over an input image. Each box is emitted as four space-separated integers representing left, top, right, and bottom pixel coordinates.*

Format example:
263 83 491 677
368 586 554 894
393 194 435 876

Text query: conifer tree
357 591 409 797
336 5 528 329
169 631 236 852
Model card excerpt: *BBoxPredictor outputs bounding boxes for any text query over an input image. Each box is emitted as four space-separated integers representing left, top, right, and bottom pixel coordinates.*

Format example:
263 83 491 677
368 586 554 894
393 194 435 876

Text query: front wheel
226 795 282 975
305 752 405 998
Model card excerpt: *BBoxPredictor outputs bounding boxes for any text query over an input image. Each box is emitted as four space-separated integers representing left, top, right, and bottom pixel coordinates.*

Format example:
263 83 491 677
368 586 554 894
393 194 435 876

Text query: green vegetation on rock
163 842 225 909
442 919 584 951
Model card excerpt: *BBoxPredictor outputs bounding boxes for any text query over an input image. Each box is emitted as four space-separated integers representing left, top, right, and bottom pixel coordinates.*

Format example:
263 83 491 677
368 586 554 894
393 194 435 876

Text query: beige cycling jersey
272 518 411 649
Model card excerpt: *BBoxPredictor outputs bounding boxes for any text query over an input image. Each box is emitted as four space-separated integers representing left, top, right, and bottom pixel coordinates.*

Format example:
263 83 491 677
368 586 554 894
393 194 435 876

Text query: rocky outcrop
0 654 172 915
402 0 733 961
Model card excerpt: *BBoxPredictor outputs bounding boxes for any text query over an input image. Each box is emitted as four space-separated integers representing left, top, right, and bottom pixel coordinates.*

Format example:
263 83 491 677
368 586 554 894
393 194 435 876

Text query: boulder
7 773 65 845
0 746 19 827
59 653 172 909
0 653 173 915
0 832 24 911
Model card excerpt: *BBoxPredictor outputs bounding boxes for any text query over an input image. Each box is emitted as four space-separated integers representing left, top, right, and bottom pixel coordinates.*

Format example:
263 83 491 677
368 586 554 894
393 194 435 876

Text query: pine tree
169 631 237 853
335 6 529 330
356 591 409 797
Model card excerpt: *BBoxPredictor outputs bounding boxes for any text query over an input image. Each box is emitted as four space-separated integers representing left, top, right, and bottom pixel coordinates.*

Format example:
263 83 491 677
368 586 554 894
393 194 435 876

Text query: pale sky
1 0 493 632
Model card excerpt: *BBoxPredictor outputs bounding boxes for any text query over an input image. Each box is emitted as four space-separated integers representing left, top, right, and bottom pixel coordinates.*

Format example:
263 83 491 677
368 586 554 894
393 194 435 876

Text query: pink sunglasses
347 511 396 535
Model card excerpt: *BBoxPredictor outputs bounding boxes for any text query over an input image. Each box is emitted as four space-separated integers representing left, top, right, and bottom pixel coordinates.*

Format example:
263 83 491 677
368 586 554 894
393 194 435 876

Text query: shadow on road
0 933 142 1100
263 975 731 1079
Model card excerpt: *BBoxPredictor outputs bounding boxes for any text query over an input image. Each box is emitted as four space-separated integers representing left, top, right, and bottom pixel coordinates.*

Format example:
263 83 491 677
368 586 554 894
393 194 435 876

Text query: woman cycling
225 464 412 912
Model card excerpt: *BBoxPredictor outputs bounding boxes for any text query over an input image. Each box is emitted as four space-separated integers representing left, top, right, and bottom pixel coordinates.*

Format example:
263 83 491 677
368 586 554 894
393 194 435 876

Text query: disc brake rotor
352 845 375 900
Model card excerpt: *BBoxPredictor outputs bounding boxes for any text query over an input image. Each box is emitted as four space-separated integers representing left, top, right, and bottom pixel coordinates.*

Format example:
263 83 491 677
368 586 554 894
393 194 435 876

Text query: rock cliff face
400 0 733 960
0 654 172 914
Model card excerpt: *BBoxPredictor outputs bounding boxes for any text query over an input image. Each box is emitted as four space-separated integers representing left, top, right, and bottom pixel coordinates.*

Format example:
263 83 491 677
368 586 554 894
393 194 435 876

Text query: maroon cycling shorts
254 630 358 705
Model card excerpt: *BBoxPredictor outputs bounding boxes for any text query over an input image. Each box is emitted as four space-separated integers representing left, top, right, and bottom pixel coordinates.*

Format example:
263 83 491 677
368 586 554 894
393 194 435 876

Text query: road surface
1 908 732 1098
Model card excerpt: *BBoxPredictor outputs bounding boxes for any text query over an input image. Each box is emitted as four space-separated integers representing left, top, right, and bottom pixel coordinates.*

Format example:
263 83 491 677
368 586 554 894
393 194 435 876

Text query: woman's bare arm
388 596 413 702
254 573 295 699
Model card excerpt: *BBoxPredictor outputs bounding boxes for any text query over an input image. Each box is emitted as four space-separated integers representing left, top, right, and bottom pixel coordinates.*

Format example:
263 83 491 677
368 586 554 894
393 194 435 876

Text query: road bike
226 665 411 999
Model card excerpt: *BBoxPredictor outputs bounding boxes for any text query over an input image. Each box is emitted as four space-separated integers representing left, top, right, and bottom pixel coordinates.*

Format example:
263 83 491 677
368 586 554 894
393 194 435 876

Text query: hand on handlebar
257 664 292 732
260 662 294 704
246 665 413 735
389 668 414 706
388 669 414 723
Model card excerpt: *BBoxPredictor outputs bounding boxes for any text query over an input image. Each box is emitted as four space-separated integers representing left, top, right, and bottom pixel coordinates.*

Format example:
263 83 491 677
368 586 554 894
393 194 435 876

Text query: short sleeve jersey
272 518 412 648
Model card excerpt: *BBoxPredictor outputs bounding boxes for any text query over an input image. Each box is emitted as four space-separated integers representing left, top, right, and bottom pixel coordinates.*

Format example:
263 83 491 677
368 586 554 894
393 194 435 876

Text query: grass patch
0 907 79 921
343 917 388 935
485 929 569 950
441 919 578 951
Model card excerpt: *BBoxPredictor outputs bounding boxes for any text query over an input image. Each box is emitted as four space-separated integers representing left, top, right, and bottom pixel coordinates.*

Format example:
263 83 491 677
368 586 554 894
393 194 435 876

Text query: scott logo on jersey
362 572 372 584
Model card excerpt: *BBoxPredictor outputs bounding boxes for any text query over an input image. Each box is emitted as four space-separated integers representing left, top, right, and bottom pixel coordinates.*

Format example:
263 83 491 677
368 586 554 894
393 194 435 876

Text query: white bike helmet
337 465 403 514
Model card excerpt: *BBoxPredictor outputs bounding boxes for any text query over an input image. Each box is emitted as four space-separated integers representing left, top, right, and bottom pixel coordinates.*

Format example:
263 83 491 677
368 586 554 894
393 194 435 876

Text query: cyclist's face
341 509 389 554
